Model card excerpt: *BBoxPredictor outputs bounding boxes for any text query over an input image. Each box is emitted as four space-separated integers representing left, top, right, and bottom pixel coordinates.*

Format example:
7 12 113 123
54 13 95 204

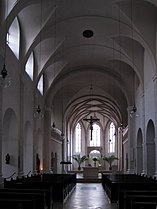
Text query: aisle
53 183 117 209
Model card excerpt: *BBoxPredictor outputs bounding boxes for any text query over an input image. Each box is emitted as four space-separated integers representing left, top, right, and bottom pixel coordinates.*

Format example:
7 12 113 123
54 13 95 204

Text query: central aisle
54 183 117 209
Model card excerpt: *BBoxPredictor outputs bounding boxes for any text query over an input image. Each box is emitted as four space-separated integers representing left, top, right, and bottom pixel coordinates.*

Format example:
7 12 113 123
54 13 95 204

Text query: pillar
153 74 157 177
0 86 3 185
18 80 24 177
127 106 136 173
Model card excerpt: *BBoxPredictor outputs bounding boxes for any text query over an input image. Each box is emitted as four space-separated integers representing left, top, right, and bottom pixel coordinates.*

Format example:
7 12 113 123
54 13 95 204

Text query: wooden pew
0 198 34 209
132 201 157 209
4 173 76 203
0 189 46 209
102 174 157 203
118 190 157 209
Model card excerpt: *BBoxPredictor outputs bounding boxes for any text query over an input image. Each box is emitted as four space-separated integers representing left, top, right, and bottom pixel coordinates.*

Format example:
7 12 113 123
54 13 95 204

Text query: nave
53 183 117 209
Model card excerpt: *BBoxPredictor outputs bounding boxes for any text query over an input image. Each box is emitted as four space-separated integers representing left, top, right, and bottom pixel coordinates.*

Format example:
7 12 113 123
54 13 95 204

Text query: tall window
89 123 100 146
37 75 43 95
108 122 116 153
75 123 81 153
25 53 34 80
7 17 20 59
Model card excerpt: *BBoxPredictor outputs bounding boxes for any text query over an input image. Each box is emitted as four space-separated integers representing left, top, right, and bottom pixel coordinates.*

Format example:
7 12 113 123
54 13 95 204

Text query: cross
83 115 100 140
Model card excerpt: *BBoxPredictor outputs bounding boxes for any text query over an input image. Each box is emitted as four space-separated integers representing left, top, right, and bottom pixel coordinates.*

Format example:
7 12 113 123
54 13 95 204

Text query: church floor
53 183 117 209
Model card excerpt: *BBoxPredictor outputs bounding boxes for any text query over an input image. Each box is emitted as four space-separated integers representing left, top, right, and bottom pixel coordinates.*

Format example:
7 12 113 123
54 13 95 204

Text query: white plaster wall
143 50 155 125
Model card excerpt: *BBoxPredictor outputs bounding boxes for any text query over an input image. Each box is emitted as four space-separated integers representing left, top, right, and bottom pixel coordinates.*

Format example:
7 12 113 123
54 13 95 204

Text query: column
0 86 3 185
141 90 146 175
127 106 136 173
118 127 123 172
42 107 51 173
18 79 24 177
152 74 157 177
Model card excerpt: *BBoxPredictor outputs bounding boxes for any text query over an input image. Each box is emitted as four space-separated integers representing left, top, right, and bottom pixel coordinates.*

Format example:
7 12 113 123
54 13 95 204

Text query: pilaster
153 74 157 177
127 106 136 173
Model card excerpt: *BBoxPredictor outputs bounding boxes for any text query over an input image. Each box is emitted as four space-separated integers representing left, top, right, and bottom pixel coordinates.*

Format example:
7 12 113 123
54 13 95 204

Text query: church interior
0 0 157 208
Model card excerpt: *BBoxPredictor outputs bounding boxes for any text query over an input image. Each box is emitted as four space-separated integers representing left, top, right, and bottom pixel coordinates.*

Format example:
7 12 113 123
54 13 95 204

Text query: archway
136 128 143 174
23 121 33 175
2 108 18 178
87 147 103 168
146 120 155 176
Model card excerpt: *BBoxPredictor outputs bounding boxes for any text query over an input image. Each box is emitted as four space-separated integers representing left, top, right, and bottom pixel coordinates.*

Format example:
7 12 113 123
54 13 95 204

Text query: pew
132 201 157 209
0 198 34 209
102 173 157 203
3 181 52 209
118 190 157 209
0 189 46 209
4 173 76 203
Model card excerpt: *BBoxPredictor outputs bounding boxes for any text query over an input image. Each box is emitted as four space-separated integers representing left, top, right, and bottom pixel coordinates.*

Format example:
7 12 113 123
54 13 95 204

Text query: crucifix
83 115 100 140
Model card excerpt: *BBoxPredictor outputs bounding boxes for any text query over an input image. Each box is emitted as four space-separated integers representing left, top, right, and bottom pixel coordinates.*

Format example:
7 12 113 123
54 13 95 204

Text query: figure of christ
83 115 99 140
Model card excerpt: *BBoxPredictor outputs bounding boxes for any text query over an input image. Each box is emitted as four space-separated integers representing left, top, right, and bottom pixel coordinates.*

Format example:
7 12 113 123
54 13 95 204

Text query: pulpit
83 167 99 178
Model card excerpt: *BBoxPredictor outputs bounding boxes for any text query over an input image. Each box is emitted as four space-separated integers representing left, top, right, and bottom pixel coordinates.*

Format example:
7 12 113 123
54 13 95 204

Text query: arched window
37 75 43 95
89 124 100 146
75 123 81 153
7 17 20 59
25 52 34 80
108 122 116 153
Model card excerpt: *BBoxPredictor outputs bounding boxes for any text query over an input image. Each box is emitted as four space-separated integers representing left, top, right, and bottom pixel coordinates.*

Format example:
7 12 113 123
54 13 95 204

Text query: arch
136 128 143 174
8 17 20 59
23 121 33 175
146 120 155 176
2 108 18 177
25 52 34 80
88 150 101 167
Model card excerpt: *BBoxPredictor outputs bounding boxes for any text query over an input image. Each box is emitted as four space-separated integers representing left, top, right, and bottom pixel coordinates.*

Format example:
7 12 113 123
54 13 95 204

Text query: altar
83 167 99 178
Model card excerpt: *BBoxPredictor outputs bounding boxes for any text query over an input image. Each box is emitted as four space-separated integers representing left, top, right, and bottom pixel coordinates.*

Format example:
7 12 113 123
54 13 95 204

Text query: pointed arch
146 120 155 176
136 128 143 174
2 108 18 177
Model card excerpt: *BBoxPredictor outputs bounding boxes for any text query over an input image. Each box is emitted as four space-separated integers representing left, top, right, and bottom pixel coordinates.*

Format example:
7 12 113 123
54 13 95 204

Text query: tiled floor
53 183 117 209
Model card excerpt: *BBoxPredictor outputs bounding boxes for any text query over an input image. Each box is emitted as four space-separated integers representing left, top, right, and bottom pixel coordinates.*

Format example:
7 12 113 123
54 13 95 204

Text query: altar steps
76 173 102 183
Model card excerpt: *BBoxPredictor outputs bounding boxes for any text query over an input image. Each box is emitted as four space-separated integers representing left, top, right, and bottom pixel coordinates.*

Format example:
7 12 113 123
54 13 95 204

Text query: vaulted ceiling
1 0 157 128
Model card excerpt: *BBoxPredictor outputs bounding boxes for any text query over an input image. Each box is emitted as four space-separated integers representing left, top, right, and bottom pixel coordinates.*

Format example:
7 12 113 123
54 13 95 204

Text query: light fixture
52 122 55 128
5 153 10 164
0 0 11 88
34 0 44 119
129 0 139 118
34 104 44 119
52 5 57 130
130 103 139 118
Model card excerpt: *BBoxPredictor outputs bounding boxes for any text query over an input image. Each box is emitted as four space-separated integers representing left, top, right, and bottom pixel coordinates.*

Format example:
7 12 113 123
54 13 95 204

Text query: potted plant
103 155 118 170
72 154 88 170
92 157 99 167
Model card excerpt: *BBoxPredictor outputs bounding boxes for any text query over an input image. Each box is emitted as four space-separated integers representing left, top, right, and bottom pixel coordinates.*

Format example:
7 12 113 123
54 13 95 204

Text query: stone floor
53 183 117 209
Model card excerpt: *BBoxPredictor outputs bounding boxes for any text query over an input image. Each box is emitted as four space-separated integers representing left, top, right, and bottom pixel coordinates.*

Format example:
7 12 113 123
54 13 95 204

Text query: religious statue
36 153 40 174
83 115 99 140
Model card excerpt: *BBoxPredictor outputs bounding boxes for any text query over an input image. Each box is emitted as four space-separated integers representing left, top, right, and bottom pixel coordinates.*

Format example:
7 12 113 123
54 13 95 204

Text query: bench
118 189 157 209
4 173 76 203
102 174 157 203
0 189 46 209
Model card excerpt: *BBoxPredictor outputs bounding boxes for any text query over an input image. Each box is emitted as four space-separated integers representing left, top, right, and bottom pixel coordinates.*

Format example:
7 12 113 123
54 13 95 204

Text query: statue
36 153 40 174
